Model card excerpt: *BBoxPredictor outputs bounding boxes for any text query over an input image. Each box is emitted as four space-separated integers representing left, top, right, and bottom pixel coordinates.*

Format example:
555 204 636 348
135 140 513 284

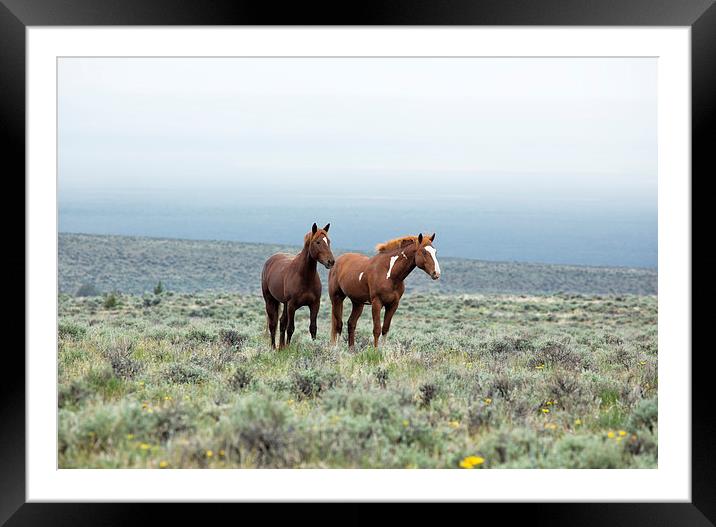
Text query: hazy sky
58 58 657 267
59 57 656 198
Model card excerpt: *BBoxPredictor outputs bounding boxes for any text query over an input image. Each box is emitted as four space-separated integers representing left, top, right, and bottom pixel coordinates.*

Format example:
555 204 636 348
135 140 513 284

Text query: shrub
627 397 657 433
152 403 194 442
219 329 247 349
103 292 119 309
550 435 624 469
528 340 583 370
418 383 438 407
184 327 216 343
216 394 299 468
102 339 142 381
58 321 86 340
292 368 339 399
143 294 161 307
58 379 91 409
154 281 165 295
467 404 494 433
163 363 209 384
374 367 389 389
487 335 534 356
229 367 252 391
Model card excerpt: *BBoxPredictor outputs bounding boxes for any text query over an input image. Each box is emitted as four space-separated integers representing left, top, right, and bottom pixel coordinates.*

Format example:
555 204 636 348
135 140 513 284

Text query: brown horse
261 223 335 349
329 233 440 349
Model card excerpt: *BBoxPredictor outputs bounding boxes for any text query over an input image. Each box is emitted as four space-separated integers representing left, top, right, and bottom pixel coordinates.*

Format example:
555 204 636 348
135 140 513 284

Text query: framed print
4 0 715 524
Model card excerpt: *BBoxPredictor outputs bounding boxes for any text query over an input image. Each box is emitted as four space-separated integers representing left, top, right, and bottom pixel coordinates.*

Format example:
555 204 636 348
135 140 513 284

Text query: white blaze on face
386 255 399 279
424 246 441 275
323 237 329 245
358 272 364 281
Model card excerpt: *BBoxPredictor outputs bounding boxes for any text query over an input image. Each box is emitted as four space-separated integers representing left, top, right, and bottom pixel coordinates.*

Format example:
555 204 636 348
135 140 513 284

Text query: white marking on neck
386 255 399 279
358 272 364 281
323 237 329 245
424 246 440 275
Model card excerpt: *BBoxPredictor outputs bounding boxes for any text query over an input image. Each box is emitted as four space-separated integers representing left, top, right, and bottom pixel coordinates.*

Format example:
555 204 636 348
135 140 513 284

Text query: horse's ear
430 233 436 242
418 233 423 244
323 223 330 232
312 223 318 235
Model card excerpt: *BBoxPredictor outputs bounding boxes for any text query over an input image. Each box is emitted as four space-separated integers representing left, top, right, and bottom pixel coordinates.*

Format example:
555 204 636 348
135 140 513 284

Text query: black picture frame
3 0 714 525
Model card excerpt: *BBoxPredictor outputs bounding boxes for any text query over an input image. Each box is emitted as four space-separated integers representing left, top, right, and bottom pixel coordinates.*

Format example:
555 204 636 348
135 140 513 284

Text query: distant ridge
59 232 657 296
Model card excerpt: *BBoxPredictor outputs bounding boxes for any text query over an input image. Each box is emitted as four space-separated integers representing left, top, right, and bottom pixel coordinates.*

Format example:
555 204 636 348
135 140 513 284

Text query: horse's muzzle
431 272 440 280
325 259 335 269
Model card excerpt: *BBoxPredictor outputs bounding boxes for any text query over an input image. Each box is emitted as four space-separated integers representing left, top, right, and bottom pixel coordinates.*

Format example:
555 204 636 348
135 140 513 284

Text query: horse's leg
309 299 319 340
347 300 364 350
279 302 288 349
371 298 383 348
330 291 345 345
381 300 400 343
264 296 279 349
286 301 298 345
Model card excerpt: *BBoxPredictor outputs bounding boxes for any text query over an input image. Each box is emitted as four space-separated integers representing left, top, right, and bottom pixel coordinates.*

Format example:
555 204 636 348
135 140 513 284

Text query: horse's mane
375 235 421 253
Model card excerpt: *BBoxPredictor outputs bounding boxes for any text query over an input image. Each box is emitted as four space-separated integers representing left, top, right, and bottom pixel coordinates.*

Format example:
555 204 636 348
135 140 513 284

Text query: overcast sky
58 57 656 200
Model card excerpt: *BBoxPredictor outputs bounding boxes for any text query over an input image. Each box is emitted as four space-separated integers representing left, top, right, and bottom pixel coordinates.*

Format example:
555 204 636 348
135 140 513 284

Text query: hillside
59 233 657 296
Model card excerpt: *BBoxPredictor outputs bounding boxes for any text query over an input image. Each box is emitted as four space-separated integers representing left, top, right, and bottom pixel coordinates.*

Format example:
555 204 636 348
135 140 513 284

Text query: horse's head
307 222 335 269
414 233 440 280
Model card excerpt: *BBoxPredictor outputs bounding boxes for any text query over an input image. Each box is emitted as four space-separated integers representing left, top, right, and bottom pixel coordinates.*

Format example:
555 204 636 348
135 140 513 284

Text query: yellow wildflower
535 364 545 370
574 418 582 426
219 450 225 457
483 398 492 405
459 456 485 469
159 460 169 468
607 431 615 439
139 443 150 450
618 430 627 437
541 408 550 414
402 420 410 427
206 450 213 458
126 433 135 440
448 420 460 429
544 422 557 430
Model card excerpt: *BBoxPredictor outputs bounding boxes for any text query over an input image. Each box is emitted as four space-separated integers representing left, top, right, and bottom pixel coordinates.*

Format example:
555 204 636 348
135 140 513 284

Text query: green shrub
215 393 299 468
59 321 86 340
103 292 119 309
163 363 209 384
627 397 657 433
292 368 339 399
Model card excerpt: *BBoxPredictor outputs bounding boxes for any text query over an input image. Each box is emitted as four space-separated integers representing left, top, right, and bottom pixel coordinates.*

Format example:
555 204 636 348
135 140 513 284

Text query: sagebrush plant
58 291 657 468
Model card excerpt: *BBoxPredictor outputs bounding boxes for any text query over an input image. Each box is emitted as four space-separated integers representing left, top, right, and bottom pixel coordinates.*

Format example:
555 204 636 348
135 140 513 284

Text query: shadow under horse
329 233 440 349
261 223 335 349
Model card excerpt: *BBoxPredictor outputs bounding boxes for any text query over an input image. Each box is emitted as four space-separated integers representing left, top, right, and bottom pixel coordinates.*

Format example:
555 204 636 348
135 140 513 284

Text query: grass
58 290 657 469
